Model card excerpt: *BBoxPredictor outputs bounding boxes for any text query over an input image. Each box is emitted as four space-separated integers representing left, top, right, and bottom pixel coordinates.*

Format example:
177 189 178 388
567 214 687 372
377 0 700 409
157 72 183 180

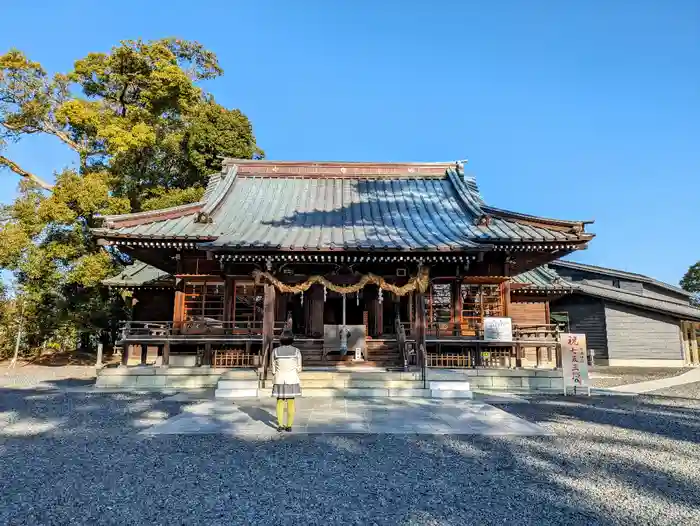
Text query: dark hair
279 329 295 346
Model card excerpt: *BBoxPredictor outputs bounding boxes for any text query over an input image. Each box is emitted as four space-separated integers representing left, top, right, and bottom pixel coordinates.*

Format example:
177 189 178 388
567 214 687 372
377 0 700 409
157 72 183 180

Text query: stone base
426 368 564 392
96 366 238 390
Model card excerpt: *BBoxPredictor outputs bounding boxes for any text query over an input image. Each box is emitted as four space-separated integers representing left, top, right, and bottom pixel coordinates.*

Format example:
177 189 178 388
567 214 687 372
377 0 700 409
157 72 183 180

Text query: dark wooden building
93 160 594 372
541 261 700 367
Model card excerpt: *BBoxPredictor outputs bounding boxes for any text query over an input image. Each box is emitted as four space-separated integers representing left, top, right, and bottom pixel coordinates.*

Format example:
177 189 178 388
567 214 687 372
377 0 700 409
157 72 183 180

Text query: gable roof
513 263 700 321
92 160 594 252
551 260 691 298
569 279 700 321
102 261 174 289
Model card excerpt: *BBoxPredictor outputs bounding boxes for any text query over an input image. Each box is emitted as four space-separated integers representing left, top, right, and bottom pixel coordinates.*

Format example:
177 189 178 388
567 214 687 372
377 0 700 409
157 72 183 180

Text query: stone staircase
296 339 404 368
214 369 259 399
214 368 473 399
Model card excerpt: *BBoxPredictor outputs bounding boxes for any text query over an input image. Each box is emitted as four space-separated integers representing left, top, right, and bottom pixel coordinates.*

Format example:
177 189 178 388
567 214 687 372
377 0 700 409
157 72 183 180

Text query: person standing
271 329 302 432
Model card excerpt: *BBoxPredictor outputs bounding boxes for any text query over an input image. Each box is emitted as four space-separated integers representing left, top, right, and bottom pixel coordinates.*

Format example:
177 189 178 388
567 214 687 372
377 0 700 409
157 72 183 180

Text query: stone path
141 398 550 436
607 367 700 394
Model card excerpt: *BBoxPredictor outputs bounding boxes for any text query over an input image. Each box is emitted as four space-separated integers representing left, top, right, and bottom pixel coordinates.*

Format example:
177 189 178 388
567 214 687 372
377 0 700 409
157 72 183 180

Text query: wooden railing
425 323 562 369
119 320 287 340
513 324 560 342
425 322 560 342
213 349 258 368
426 322 475 339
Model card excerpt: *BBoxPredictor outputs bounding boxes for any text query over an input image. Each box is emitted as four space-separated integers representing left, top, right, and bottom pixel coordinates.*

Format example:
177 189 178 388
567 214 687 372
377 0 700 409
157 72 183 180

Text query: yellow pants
276 398 296 427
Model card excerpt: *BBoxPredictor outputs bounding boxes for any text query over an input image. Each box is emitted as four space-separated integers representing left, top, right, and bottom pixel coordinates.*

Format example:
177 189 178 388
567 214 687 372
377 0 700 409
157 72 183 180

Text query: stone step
301 387 432 398
430 390 474 399
217 380 259 390
220 369 259 380
214 388 258 399
271 371 421 381
299 379 423 389
429 381 471 391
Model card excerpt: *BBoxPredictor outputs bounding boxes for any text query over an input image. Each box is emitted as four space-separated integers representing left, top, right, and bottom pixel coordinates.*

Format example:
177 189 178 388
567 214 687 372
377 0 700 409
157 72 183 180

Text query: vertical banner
561 333 590 395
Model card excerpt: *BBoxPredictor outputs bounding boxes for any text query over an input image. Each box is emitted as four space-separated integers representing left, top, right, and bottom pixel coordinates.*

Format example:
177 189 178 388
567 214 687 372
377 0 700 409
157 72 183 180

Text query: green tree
680 262 700 306
0 38 262 351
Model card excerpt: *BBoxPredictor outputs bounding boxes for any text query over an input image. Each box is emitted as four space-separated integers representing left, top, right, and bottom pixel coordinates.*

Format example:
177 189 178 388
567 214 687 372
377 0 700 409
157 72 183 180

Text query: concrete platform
140 398 551 436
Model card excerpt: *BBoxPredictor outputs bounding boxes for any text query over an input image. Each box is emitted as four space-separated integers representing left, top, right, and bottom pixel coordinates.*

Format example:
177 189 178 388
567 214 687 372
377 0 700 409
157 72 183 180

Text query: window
550 312 570 332
232 282 263 327
184 281 225 321
461 284 504 334
428 283 452 327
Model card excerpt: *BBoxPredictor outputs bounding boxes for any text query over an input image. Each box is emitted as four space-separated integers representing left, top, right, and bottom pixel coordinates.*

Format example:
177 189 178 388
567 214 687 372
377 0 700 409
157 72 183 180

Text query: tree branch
0 155 53 190
41 121 81 152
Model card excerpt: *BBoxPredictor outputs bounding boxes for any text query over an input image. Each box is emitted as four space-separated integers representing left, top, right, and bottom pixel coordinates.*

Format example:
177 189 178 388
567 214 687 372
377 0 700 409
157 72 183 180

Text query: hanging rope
252 266 429 296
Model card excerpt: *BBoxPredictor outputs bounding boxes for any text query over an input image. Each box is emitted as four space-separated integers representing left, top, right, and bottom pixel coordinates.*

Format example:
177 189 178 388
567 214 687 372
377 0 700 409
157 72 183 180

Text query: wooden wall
550 295 609 360
604 303 683 361
509 301 547 325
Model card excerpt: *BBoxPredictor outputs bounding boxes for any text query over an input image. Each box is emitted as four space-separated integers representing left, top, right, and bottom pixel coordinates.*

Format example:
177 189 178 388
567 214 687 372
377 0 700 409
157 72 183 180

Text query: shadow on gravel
0 387 182 437
499 394 700 444
1 389 699 525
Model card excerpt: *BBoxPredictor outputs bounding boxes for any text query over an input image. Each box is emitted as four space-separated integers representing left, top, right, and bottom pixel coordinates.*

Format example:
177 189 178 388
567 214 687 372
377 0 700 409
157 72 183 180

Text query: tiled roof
102 261 174 288
551 260 691 298
511 266 572 292
93 160 594 252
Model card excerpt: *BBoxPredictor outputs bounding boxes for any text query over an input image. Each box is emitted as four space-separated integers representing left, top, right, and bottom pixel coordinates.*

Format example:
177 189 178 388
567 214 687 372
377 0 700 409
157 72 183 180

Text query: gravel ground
1 387 699 525
0 364 96 389
649 381 700 400
588 367 691 389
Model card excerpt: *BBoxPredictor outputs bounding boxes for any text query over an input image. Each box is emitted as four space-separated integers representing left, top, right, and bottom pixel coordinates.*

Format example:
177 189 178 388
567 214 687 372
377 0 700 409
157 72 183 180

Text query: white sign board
483 317 513 342
561 333 590 395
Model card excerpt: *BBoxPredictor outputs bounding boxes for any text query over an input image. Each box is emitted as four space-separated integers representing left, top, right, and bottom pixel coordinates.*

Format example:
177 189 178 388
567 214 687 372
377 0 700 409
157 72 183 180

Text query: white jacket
272 345 302 385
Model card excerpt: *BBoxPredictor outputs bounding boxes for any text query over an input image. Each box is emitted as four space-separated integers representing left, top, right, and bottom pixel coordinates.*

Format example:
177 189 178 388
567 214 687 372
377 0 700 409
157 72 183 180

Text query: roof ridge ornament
195 211 213 224
475 214 491 227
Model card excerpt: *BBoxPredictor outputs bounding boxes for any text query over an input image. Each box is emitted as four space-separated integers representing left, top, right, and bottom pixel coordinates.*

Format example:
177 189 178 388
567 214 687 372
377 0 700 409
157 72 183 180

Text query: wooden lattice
213 350 257 368
427 353 473 368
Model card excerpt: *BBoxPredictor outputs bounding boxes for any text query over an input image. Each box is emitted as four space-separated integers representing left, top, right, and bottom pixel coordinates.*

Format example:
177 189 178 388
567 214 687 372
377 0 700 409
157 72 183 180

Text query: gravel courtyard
2 381 699 525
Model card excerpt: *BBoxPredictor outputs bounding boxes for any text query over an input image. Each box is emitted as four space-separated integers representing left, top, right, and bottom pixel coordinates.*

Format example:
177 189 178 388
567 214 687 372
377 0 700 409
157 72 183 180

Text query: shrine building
93 160 595 395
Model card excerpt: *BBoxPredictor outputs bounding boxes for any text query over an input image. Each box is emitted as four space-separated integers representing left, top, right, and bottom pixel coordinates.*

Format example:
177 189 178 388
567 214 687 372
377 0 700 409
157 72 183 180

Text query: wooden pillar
310 285 324 337
173 254 185 332
173 291 185 332
263 283 276 351
451 280 462 336
414 290 427 357
681 322 690 363
162 341 170 367
121 342 130 366
204 343 212 366
224 277 234 323
503 281 512 318
275 292 287 325
140 344 147 365
691 324 699 364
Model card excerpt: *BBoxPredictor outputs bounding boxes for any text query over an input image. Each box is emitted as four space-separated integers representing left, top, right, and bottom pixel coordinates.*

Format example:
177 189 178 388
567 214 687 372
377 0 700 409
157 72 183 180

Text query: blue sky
1 0 698 285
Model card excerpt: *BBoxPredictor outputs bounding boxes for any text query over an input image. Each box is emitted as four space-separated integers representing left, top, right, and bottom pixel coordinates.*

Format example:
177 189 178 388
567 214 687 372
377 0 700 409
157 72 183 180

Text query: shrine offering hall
94 160 594 391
